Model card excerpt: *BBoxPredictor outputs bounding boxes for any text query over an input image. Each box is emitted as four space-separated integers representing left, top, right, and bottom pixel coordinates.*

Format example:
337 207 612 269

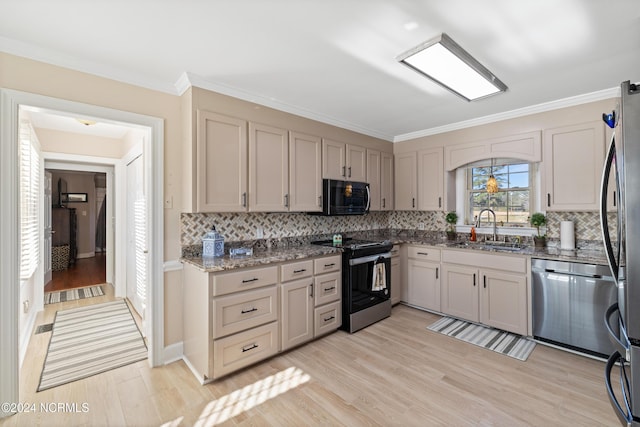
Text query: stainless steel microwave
313 179 370 216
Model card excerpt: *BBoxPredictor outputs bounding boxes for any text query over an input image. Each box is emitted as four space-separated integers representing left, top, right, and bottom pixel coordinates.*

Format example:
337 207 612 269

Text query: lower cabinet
281 278 314 351
182 253 342 383
281 256 342 350
406 245 441 312
390 245 401 305
407 259 441 312
441 249 528 336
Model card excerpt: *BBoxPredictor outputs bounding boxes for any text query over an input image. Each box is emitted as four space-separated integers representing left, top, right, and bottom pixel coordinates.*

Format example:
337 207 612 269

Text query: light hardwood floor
1 294 618 427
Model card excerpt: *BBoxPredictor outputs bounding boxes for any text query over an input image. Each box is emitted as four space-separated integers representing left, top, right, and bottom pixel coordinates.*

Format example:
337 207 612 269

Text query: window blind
19 120 41 280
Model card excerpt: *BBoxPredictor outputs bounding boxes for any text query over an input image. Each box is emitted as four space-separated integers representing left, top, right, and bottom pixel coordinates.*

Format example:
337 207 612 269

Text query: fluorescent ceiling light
397 33 507 101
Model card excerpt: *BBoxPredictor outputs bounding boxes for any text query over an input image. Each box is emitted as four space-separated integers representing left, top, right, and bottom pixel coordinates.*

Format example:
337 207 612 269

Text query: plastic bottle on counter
470 227 477 242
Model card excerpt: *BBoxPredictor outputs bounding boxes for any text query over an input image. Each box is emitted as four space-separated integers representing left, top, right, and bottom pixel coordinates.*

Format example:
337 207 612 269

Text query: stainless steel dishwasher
532 258 618 358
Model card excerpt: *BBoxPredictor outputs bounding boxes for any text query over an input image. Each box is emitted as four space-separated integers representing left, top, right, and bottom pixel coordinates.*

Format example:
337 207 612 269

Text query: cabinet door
281 278 314 351
408 259 440 312
441 264 479 322
290 132 322 212
390 254 401 305
322 139 346 180
366 149 381 211
418 148 443 211
480 270 527 335
543 121 605 211
380 152 394 211
381 152 394 211
347 144 367 182
395 151 417 210
249 122 289 212
196 111 248 212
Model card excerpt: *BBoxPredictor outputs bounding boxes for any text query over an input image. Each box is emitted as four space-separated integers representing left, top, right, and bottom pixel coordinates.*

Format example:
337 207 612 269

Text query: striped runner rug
45 285 104 305
427 317 536 361
38 300 147 391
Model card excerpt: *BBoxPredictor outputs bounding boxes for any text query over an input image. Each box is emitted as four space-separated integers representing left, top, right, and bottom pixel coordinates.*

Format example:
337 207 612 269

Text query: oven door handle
349 252 391 266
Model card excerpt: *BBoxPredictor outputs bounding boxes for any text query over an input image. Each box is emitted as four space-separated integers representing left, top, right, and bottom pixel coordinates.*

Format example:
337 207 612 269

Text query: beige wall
36 128 125 158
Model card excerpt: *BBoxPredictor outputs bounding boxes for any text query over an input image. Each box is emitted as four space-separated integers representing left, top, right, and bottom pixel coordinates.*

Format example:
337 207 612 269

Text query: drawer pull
323 315 335 322
324 286 336 292
293 269 307 273
242 343 259 353
241 307 258 314
324 263 336 267
417 252 429 255
242 278 259 283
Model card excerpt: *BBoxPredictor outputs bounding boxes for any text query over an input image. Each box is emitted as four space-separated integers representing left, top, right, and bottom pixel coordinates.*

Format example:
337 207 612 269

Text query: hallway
44 253 106 292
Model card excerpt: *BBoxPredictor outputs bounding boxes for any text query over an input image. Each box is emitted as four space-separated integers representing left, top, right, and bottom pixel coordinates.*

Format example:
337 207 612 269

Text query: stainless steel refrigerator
602 80 640 425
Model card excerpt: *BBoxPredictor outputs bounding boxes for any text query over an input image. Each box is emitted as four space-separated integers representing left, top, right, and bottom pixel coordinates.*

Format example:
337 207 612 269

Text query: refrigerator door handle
600 133 619 281
605 351 634 425
605 303 631 360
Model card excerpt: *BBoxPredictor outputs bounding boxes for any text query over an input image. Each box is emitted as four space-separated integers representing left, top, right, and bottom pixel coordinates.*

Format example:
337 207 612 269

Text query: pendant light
486 159 498 193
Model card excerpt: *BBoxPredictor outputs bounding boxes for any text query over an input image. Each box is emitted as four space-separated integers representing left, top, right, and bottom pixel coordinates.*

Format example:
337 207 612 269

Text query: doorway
0 89 165 416
45 169 109 293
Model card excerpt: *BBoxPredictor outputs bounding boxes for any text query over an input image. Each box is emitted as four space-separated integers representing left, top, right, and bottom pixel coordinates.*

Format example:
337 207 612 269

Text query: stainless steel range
312 238 393 332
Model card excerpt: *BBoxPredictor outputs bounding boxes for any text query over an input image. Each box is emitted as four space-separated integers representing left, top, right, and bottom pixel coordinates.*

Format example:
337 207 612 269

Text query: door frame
0 89 165 416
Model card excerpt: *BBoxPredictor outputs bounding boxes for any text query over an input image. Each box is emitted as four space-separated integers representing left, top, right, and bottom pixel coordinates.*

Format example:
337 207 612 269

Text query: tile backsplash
181 210 612 249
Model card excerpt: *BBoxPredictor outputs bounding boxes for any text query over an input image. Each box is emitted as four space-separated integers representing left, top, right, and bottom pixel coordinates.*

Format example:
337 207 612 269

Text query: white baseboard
182 355 212 385
163 341 184 365
19 309 37 369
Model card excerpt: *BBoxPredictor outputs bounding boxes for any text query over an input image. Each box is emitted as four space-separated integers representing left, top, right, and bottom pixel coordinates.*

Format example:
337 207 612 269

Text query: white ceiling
2 1 639 142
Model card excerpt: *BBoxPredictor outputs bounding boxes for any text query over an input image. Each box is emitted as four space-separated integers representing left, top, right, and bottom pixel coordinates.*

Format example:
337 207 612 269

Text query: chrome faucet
476 208 497 241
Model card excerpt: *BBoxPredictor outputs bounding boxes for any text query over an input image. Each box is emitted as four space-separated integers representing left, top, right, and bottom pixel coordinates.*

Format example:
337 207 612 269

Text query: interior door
126 154 147 334
44 171 52 285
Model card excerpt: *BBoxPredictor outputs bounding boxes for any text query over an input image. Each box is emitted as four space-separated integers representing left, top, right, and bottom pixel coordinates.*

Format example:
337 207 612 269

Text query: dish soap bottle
470 227 477 242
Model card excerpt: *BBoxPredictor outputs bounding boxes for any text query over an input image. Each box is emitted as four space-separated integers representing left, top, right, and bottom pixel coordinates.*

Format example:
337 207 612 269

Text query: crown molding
394 87 620 142
174 72 395 141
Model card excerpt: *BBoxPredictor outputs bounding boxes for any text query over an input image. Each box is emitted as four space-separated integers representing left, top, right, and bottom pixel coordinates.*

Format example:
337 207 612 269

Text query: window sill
456 224 537 237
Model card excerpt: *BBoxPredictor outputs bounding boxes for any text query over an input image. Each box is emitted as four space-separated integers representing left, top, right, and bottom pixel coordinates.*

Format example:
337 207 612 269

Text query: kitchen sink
451 240 525 252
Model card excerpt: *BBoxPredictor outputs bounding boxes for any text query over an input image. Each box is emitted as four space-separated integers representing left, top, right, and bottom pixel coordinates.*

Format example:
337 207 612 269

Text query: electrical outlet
256 227 264 239
418 222 425 230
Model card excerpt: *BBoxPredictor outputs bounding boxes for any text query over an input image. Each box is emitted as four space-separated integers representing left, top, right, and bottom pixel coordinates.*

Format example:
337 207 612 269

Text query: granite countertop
181 244 340 273
181 229 609 272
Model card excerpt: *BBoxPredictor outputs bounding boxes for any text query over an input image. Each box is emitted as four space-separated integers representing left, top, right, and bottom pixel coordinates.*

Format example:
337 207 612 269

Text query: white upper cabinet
196 110 248 212
395 151 417 210
322 139 367 182
418 148 444 211
381 152 394 211
249 122 289 212
289 132 323 212
543 121 605 211
366 149 381 211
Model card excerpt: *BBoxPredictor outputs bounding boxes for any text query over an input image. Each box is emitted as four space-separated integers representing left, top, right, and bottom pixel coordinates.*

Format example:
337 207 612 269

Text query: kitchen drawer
408 245 441 262
281 259 314 282
314 271 341 306
314 255 341 274
314 301 342 337
212 321 279 380
211 265 278 296
212 286 278 338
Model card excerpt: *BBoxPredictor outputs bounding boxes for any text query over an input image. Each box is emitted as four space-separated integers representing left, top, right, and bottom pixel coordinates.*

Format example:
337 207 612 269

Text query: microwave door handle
600 133 618 281
365 185 371 212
